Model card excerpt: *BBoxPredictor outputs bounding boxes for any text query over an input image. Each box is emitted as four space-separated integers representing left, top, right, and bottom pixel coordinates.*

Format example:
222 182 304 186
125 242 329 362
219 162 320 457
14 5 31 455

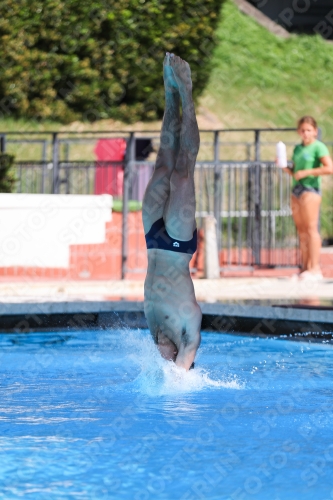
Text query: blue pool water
0 327 333 499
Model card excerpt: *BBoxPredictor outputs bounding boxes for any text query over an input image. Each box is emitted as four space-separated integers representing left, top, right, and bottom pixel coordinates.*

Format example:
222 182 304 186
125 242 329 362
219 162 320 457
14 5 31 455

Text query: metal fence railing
4 128 333 275
121 152 301 275
0 127 303 165
215 162 298 268
14 161 126 195
9 158 302 274
3 127 333 164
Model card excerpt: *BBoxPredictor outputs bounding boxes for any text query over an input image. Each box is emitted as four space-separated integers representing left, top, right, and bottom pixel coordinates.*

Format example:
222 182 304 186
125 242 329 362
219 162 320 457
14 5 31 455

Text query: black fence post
254 129 260 161
247 164 253 264
121 132 135 280
252 130 261 265
213 131 221 249
0 134 6 153
52 133 59 194
253 162 262 265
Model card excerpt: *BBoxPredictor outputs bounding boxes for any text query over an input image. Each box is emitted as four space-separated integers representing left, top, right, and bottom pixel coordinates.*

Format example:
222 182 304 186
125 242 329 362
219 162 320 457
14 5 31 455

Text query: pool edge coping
0 300 333 323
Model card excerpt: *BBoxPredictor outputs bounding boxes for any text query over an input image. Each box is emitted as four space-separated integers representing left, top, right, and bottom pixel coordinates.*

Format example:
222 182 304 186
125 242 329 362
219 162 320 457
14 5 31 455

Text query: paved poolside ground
0 276 333 305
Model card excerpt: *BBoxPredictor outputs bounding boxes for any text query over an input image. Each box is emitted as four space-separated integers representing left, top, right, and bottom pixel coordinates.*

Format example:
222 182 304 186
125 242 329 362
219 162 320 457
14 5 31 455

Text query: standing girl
282 116 333 280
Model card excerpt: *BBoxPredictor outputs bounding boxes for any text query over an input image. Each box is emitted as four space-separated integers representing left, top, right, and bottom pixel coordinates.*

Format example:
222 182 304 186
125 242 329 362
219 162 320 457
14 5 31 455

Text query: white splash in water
123 329 243 396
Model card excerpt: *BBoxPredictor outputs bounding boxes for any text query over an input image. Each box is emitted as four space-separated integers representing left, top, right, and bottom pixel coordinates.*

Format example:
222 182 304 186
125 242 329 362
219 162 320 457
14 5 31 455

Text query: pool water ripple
0 328 333 499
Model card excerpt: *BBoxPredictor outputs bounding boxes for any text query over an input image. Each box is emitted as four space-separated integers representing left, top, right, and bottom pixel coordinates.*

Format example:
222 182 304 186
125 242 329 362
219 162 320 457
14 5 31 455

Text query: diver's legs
164 55 199 241
142 54 181 233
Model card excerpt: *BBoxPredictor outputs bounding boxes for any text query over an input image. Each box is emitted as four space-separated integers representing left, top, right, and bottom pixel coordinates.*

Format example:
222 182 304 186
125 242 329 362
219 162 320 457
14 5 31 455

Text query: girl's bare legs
291 196 308 271
291 193 322 273
142 54 181 234
164 55 200 241
301 192 322 272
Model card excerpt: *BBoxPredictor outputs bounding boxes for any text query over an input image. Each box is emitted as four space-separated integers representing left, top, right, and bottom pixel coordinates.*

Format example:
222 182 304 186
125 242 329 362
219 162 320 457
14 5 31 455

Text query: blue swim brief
145 218 197 255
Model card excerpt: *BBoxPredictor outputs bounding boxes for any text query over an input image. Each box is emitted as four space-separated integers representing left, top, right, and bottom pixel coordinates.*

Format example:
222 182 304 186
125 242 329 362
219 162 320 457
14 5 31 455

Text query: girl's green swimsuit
292 139 329 190
291 140 329 197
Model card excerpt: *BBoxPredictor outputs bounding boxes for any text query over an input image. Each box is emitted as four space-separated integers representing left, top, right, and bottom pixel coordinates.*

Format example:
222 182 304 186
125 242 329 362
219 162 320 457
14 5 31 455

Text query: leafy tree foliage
0 0 224 123
0 154 16 192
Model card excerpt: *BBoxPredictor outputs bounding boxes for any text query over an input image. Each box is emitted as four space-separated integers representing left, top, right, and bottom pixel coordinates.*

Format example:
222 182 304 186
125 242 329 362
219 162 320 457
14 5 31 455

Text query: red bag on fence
94 138 127 196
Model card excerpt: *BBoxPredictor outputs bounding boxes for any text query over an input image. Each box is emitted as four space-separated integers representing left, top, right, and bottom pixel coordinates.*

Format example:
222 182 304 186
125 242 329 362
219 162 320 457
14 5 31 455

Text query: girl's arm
293 156 333 181
282 167 293 177
281 161 294 176
275 155 294 175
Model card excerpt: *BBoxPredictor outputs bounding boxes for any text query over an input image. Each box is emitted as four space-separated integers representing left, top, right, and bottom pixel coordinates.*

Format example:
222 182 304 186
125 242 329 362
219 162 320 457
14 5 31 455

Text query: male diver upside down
142 53 202 371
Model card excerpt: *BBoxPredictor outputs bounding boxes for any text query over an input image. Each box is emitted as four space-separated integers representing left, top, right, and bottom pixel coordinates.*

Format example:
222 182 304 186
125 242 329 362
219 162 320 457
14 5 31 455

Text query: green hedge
0 154 16 192
0 0 224 123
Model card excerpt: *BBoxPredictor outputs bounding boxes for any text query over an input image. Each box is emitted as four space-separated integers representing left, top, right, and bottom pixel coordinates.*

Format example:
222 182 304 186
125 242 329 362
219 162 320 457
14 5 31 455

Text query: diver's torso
144 249 201 346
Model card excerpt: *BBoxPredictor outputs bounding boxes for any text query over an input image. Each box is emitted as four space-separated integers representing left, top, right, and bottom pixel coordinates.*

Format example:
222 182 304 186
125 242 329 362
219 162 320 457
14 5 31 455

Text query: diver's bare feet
163 53 179 95
169 54 192 94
